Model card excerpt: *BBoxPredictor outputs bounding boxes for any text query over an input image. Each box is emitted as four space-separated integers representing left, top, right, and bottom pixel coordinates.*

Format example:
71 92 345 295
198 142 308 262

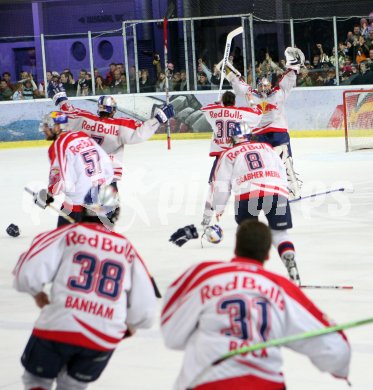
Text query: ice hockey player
13 185 157 390
200 90 262 224
52 89 174 190
34 111 114 226
225 47 304 199
201 121 301 284
161 220 351 390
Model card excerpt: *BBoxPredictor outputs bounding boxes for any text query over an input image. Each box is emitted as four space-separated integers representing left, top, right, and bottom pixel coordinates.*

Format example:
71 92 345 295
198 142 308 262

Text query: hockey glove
285 47 305 74
154 104 175 124
34 189 54 209
53 91 68 106
169 224 199 247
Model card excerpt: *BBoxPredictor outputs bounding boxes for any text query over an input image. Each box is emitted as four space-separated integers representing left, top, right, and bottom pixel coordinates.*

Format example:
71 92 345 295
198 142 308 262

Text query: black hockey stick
289 187 353 203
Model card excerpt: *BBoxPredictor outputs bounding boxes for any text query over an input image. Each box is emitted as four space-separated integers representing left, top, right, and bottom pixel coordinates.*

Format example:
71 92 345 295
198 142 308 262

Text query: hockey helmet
83 184 121 225
257 77 272 95
39 111 68 132
203 224 223 244
231 121 252 143
97 95 117 116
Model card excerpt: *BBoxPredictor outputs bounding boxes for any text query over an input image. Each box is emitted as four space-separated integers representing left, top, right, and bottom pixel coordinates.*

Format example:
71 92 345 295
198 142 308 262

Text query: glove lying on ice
154 104 175 124
33 189 54 209
169 224 199 247
285 47 305 74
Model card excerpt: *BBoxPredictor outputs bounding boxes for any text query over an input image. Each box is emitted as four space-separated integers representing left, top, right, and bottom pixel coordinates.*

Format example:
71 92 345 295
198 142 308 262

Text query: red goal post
343 89 373 152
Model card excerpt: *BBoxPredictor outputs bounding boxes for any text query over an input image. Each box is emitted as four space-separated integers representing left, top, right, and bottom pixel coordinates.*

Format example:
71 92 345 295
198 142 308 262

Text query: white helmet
97 95 117 116
231 121 252 144
203 225 223 244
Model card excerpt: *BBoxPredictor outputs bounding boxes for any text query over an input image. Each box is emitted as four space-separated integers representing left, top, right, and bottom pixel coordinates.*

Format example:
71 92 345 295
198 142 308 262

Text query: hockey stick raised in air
186 317 373 389
163 1 175 150
301 285 353 290
218 26 243 101
289 187 353 203
25 187 75 223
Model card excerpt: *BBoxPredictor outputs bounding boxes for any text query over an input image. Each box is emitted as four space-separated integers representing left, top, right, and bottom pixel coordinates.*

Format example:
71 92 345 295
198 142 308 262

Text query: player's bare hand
34 291 50 308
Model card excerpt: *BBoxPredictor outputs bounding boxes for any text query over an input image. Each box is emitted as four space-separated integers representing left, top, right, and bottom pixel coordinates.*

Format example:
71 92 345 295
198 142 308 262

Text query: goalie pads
169 225 199 247
285 47 305 74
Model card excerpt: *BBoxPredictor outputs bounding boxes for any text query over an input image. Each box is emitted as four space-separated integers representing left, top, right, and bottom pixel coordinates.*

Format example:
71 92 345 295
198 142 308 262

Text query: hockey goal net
343 89 373 152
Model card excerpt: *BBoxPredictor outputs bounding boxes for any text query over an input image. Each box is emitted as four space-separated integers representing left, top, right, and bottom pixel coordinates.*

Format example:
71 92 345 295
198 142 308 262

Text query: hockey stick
163 2 175 150
289 187 351 203
218 26 243 101
186 316 373 389
25 187 75 223
301 285 353 290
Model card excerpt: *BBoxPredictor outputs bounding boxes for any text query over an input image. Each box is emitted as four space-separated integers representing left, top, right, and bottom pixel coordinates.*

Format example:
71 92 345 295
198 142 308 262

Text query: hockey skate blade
300 285 353 290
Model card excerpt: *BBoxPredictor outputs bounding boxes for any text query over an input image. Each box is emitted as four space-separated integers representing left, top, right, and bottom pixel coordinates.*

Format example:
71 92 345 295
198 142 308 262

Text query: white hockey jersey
13 222 157 351
47 131 113 205
201 104 262 156
211 141 288 214
161 259 351 390
230 70 296 134
59 102 160 181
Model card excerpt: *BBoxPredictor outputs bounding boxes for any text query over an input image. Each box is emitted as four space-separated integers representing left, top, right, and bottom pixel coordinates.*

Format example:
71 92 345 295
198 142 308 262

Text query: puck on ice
6 224 20 237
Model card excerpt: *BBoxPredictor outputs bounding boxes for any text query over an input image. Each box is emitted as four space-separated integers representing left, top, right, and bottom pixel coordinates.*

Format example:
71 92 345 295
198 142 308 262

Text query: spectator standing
0 79 13 100
161 220 351 390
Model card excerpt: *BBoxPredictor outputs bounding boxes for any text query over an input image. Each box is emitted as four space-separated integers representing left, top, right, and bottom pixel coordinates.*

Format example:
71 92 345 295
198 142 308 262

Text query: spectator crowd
1 17 373 101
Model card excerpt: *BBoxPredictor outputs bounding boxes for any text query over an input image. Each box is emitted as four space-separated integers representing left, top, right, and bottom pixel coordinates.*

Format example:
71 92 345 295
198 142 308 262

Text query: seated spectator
76 69 91 96
342 56 353 73
155 71 167 92
109 69 126 94
360 18 369 39
329 47 345 69
139 69 154 93
2 71 14 91
120 73 128 93
12 83 24 100
171 72 181 91
313 43 329 65
312 55 322 69
341 63 360 84
60 72 76 97
95 75 110 95
368 48 373 71
38 71 52 97
367 29 373 47
22 77 38 99
351 61 373 85
179 70 188 91
105 63 116 85
0 79 13 100
324 68 337 86
354 36 370 64
197 72 210 90
129 66 137 93
297 68 314 86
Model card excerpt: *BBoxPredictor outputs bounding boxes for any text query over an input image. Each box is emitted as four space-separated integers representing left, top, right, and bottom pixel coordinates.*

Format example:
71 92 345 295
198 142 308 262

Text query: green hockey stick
187 316 373 389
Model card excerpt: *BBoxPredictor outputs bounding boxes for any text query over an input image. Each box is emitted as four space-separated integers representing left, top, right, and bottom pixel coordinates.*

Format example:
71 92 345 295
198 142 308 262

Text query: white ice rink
1 137 373 389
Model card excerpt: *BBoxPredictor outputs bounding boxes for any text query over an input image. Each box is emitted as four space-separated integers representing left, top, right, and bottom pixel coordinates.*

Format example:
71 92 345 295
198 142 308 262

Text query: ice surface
1 138 372 389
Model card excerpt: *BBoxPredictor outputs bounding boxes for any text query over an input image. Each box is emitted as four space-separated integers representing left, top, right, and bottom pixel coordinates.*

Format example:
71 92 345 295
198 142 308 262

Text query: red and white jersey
231 70 296 135
201 104 262 157
13 223 157 351
48 131 113 205
161 259 351 390
59 102 160 180
211 141 288 214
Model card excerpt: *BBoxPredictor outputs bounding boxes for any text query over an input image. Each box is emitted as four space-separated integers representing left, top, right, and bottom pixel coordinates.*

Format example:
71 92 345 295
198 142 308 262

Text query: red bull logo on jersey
209 109 243 120
82 120 119 136
259 101 278 114
68 137 96 155
226 143 266 161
